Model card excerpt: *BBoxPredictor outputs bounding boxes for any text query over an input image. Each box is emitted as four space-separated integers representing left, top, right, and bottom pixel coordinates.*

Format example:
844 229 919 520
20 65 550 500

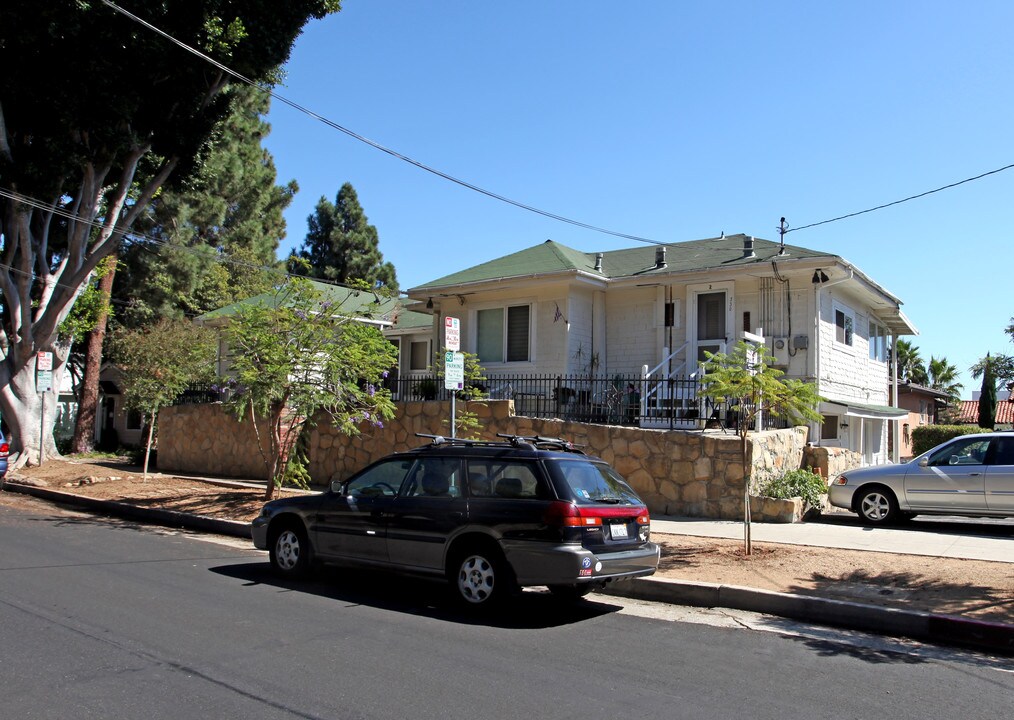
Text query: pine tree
288 183 399 291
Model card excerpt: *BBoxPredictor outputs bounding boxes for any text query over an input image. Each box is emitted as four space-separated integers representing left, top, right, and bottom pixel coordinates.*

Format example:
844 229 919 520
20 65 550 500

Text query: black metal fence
172 375 739 430
390 373 737 430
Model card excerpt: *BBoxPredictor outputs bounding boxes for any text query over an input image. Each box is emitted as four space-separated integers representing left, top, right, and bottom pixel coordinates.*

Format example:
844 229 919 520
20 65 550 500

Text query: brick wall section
159 402 817 521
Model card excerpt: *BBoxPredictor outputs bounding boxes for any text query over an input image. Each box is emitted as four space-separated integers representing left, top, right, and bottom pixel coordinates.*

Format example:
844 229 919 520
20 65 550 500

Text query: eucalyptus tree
0 0 338 463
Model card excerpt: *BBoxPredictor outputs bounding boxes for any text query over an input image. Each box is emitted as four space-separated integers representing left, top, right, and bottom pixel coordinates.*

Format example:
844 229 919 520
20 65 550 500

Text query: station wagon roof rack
413 433 585 454
496 433 586 453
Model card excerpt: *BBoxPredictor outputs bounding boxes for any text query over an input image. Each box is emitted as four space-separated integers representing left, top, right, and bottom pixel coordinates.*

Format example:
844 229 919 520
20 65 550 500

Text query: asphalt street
2 504 1012 720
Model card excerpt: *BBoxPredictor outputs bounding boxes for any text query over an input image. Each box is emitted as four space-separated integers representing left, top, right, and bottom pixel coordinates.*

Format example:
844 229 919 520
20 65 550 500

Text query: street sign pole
39 392 45 466
36 351 54 465
444 319 462 439
444 347 465 440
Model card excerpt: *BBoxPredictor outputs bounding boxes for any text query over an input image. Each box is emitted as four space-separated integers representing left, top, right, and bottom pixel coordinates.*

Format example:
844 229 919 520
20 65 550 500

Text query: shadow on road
209 561 624 629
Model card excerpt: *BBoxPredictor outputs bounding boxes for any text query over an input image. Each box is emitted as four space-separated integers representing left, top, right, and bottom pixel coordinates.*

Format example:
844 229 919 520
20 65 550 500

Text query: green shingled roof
198 279 402 324
412 235 835 290
412 240 599 289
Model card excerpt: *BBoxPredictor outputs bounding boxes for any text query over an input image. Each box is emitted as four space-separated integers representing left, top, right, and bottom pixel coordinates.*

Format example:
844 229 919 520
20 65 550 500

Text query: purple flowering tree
222 278 397 499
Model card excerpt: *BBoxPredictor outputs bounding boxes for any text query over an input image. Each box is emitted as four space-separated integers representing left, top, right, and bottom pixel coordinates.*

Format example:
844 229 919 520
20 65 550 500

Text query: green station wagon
252 434 660 606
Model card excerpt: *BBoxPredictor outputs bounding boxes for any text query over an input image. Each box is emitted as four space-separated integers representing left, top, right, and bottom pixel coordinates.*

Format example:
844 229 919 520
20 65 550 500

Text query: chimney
655 246 667 268
743 236 756 258
594 253 603 272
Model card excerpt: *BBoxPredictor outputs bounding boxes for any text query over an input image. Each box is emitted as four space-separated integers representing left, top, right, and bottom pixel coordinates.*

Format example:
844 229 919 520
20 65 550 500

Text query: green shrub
759 468 827 509
911 424 990 457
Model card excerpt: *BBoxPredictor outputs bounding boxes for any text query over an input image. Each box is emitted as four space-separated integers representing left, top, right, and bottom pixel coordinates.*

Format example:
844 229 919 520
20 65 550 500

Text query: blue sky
262 1 1013 396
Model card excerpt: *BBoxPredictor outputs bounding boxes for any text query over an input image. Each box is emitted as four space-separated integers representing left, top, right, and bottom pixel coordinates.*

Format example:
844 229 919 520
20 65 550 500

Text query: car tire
449 544 514 608
269 523 311 578
547 583 595 601
856 485 899 525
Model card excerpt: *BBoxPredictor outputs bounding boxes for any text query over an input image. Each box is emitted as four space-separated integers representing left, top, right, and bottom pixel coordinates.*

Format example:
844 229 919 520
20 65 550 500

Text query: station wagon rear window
546 459 641 505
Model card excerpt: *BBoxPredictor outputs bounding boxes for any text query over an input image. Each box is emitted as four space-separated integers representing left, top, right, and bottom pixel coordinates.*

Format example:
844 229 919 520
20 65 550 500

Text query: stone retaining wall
159 401 819 521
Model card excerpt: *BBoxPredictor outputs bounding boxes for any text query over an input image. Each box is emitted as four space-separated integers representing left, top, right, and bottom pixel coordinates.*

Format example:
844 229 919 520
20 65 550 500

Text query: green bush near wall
911 424 991 457
759 468 826 509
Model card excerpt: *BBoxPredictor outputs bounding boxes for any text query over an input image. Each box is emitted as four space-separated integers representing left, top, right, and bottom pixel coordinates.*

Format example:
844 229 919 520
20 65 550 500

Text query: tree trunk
741 428 752 555
0 359 64 468
71 256 117 454
140 410 154 479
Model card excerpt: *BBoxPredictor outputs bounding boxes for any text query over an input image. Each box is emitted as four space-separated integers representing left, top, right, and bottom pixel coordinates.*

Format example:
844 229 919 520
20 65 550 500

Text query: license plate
609 523 629 539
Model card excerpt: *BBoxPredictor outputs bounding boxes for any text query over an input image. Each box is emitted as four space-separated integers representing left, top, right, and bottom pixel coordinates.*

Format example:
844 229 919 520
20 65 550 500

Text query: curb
4 480 1012 656
600 576 1014 656
3 481 251 539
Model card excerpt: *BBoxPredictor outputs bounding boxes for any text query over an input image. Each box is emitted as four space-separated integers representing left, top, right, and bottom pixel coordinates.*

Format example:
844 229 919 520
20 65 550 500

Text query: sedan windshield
546 459 641 505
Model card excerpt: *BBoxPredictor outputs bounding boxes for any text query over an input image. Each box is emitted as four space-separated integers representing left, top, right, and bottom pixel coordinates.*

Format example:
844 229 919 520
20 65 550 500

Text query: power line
99 0 665 246
784 163 1014 234
0 187 370 297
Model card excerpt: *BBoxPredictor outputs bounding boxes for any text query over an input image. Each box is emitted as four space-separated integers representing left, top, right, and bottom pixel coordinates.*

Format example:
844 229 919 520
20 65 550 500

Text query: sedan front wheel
857 486 899 525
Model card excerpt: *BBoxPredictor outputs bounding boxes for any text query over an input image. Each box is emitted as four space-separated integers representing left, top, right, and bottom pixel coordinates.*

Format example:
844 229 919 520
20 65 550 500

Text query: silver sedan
828 431 1014 524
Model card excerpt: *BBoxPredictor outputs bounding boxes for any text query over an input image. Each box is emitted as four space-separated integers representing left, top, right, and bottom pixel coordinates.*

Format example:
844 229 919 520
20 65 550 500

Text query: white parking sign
444 351 464 390
444 316 460 351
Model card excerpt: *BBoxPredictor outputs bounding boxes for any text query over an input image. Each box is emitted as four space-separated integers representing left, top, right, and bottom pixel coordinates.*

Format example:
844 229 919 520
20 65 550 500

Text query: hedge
911 424 991 457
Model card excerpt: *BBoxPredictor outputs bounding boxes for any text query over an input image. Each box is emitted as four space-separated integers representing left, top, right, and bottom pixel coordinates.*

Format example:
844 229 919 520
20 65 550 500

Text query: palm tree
928 356 963 401
893 339 928 385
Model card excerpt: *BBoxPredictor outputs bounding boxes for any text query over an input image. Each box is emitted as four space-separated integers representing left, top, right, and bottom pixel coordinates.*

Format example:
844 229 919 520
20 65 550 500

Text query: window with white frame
833 302 855 347
477 305 530 363
868 320 887 362
410 340 430 371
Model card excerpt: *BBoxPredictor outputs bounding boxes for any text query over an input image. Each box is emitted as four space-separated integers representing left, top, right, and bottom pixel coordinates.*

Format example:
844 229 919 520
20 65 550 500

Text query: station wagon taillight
544 501 649 528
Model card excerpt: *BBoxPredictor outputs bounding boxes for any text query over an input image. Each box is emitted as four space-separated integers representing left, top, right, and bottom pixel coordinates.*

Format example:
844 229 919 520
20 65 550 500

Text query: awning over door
820 401 907 420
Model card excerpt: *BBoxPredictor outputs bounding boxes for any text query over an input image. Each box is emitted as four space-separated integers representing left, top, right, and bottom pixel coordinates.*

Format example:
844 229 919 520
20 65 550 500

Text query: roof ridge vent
655 246 667 268
743 236 756 258
594 253 603 272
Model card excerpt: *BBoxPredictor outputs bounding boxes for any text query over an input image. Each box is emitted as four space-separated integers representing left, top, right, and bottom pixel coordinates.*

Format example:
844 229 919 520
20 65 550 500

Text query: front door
688 282 734 367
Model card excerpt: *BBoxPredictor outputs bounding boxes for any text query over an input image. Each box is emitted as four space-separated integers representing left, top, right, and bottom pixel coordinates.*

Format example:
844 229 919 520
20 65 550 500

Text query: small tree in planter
700 341 822 554
222 278 397 500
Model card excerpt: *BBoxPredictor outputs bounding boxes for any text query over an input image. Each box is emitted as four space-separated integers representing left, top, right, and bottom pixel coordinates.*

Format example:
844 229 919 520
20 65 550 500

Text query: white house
405 234 917 465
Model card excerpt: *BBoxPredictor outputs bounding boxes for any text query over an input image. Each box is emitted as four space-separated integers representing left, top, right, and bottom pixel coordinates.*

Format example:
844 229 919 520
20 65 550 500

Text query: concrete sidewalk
650 515 1014 563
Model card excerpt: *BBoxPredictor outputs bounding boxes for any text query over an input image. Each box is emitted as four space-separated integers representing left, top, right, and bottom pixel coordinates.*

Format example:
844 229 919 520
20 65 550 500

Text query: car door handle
449 511 464 521
968 472 981 476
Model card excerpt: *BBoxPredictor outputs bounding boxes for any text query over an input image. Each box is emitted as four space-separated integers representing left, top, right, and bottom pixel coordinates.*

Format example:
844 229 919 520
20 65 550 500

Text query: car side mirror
918 457 928 467
330 479 345 494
